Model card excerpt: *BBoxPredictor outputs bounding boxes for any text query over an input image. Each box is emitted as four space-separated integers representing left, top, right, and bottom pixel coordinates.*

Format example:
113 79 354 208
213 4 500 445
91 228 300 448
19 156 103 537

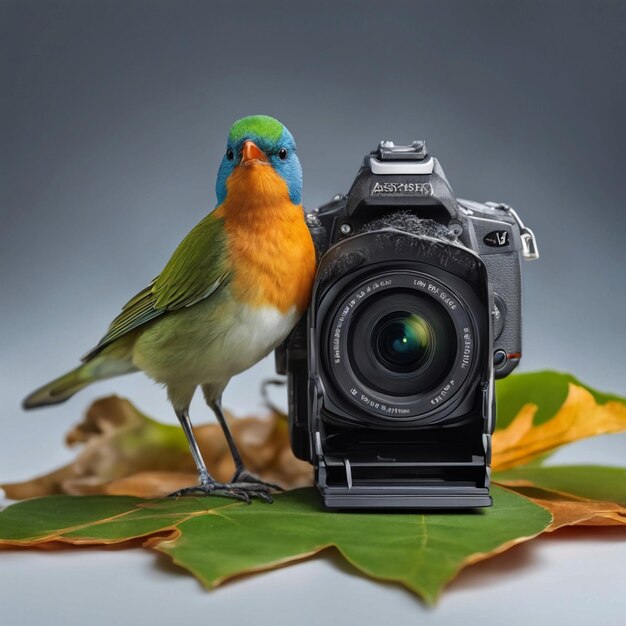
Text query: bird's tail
23 354 137 410
23 365 92 409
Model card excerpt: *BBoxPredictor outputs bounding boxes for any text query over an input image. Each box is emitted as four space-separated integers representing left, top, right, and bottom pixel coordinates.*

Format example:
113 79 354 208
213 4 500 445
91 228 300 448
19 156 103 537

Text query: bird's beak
240 140 268 166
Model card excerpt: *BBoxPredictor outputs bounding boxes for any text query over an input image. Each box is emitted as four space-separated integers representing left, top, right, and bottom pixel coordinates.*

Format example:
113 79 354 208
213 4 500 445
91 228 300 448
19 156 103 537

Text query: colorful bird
23 115 317 503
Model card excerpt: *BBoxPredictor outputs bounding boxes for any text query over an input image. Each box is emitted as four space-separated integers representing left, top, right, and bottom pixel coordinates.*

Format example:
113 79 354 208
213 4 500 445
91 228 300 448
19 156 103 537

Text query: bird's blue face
216 115 302 206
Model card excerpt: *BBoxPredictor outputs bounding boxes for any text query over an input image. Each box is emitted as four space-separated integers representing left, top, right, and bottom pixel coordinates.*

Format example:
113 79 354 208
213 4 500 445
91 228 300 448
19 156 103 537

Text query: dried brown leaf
2 396 312 500
101 471 199 497
501 486 626 531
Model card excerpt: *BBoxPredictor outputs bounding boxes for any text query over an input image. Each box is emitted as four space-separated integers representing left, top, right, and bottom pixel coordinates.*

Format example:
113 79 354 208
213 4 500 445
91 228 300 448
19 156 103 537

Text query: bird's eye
278 148 288 160
226 148 234 161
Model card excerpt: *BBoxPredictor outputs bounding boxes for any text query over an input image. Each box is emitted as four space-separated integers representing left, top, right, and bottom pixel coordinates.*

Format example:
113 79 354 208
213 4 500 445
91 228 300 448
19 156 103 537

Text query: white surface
1 529 625 626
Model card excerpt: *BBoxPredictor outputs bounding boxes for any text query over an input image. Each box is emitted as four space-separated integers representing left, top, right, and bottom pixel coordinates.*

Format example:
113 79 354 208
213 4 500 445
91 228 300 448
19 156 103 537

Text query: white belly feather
214 304 299 377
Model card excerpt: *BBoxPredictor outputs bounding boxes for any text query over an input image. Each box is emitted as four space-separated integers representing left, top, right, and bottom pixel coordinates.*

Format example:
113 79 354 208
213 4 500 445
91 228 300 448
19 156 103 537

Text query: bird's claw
168 480 274 503
231 468 284 492
229 483 274 503
167 483 249 502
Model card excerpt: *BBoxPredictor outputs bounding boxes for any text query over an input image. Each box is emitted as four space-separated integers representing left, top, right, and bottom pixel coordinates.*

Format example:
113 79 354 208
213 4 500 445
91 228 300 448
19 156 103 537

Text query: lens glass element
374 313 432 373
347 289 458 398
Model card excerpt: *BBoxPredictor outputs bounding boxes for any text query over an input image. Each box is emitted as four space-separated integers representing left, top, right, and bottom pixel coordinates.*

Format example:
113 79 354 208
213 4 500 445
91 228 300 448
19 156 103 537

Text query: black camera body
276 141 538 509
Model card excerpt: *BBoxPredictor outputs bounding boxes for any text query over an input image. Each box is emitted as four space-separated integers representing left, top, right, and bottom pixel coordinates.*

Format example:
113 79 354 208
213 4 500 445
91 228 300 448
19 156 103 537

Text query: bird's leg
209 396 283 496
169 408 250 502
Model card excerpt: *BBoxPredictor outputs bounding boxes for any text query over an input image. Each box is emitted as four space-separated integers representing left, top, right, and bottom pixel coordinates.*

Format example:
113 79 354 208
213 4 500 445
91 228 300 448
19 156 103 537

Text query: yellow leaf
492 384 626 471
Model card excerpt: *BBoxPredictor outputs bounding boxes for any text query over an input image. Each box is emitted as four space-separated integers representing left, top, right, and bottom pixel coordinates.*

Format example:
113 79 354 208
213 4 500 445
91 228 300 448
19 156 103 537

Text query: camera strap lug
486 202 539 260
520 230 539 260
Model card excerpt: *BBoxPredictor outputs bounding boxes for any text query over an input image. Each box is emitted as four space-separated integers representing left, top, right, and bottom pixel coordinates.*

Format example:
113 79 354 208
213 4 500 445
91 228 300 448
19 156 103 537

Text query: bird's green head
216 115 302 205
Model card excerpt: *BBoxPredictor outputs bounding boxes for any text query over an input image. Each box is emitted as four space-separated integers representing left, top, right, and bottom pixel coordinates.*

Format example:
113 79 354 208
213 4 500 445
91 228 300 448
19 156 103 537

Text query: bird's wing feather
82 212 232 361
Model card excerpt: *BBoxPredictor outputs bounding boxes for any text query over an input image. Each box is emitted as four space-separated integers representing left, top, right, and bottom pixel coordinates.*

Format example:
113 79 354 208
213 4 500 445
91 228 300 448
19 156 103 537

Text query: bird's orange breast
215 165 316 314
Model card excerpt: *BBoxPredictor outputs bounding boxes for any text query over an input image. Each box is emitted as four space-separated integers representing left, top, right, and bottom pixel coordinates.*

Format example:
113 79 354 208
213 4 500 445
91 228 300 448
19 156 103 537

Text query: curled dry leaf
492 383 626 471
2 396 312 500
102 472 201 498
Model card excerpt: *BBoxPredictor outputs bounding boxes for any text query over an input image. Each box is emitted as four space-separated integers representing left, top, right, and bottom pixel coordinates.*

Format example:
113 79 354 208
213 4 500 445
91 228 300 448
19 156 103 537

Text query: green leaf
0 487 551 604
496 370 625 430
495 465 626 504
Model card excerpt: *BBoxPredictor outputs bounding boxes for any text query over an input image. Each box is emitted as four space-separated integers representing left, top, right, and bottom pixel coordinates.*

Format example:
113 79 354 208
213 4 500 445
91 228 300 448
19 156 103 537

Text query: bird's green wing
83 212 232 360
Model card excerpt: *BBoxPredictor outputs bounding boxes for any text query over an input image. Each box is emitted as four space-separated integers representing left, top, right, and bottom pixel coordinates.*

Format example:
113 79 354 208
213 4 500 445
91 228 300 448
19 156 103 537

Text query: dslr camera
276 140 538 509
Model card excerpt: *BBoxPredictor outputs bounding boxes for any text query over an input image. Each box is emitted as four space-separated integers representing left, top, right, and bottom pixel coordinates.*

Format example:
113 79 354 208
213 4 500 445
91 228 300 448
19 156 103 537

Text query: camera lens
323 269 483 421
348 289 457 398
373 312 432 373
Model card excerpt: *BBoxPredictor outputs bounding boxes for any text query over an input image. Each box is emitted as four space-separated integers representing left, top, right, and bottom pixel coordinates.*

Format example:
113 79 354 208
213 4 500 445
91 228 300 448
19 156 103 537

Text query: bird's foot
231 468 284 493
168 478 275 503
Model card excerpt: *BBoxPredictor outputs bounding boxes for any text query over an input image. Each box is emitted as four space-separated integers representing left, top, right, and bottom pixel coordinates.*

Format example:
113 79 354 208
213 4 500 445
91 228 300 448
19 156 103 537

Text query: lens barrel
323 269 481 422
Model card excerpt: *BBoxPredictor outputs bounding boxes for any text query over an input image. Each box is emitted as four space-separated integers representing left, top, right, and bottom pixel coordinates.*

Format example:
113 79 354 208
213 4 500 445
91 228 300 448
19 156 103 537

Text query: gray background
1 1 625 625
